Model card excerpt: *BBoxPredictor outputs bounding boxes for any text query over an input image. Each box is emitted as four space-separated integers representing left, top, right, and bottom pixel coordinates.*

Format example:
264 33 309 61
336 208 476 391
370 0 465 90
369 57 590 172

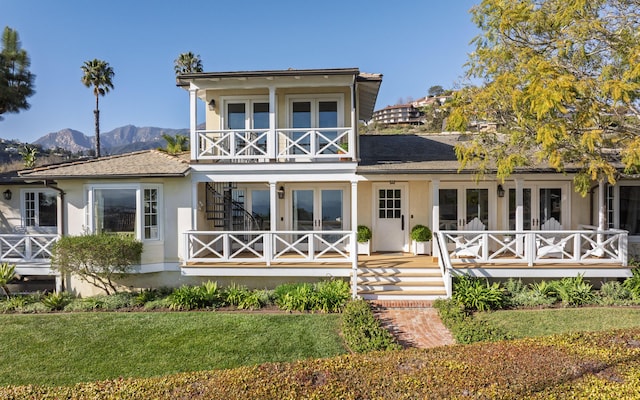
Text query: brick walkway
370 300 455 349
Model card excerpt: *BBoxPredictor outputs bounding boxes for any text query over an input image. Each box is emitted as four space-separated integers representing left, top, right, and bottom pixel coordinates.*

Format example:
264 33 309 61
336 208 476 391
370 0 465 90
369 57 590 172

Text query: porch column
268 86 277 160
191 181 198 231
515 178 524 255
597 179 606 252
350 180 358 298
189 83 198 161
431 178 440 258
269 182 278 231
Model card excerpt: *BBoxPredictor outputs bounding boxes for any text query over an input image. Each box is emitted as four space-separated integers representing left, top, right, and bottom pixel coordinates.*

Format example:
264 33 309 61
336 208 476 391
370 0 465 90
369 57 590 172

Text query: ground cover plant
0 312 345 387
1 328 639 399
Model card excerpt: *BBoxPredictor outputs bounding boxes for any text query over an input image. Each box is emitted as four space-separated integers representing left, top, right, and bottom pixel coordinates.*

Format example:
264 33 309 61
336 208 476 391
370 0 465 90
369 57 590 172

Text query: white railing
195 128 354 161
433 231 452 297
184 230 355 265
438 229 628 267
0 234 59 262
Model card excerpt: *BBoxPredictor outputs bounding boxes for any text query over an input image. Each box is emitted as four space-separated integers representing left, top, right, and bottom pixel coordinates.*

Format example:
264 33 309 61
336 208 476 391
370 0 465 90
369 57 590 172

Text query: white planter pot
412 240 431 255
357 240 371 256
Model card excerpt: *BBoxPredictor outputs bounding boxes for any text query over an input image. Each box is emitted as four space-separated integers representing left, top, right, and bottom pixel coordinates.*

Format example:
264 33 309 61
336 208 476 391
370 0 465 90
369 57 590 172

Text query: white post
431 178 440 258
268 182 278 266
268 86 277 160
351 180 359 298
350 79 357 160
189 83 198 161
597 179 606 255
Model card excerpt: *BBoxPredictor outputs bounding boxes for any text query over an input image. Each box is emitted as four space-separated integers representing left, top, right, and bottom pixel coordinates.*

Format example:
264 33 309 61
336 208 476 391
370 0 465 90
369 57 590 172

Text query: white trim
219 95 270 130
19 188 58 232
285 94 345 129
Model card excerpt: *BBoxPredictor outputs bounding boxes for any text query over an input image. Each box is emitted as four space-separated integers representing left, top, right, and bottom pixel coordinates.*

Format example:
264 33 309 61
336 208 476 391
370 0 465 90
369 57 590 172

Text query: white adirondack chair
451 217 485 258
537 217 569 258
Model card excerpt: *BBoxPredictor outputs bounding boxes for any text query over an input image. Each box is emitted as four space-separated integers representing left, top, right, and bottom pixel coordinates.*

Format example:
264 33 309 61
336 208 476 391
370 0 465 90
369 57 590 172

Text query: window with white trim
86 184 162 241
22 190 57 228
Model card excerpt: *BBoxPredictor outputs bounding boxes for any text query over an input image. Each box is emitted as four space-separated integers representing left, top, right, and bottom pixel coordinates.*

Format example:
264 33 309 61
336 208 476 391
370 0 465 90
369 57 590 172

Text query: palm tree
160 133 189 155
174 52 203 76
81 59 114 158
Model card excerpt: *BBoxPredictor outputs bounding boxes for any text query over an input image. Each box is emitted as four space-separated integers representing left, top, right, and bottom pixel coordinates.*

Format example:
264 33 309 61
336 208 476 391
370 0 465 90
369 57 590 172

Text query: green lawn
476 306 640 338
0 312 345 386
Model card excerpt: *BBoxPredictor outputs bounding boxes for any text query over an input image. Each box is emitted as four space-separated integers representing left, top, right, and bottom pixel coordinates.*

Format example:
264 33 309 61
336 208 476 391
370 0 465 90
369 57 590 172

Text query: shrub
0 262 16 298
224 283 250 306
277 283 315 312
341 299 401 352
0 296 28 313
410 224 432 242
530 280 559 301
622 267 640 300
313 279 351 313
357 225 372 243
52 234 143 295
168 285 207 310
134 289 162 306
238 290 270 310
452 275 505 311
200 281 223 307
597 280 632 306
556 275 595 307
143 297 172 310
41 292 73 311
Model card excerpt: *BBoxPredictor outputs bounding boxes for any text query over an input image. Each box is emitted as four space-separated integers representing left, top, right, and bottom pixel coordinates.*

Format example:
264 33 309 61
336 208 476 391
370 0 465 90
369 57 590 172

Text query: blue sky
1 0 479 143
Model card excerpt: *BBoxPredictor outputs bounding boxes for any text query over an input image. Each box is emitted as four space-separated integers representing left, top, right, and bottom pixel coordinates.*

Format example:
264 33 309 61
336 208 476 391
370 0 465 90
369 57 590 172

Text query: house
372 103 423 125
4 67 636 300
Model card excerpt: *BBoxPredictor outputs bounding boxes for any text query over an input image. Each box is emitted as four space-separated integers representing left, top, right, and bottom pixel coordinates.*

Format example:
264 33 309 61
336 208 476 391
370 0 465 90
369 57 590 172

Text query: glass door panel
465 188 488 226
508 188 531 230
227 103 246 129
292 190 314 231
292 102 311 154
439 189 458 230
539 188 562 227
321 189 343 231
319 101 338 154
252 102 269 153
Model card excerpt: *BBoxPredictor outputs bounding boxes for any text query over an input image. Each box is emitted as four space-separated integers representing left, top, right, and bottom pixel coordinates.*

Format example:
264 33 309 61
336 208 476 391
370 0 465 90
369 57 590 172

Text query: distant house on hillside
372 103 423 125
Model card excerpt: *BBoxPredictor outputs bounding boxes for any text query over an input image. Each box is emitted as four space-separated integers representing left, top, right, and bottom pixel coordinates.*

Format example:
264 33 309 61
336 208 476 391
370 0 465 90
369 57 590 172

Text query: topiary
410 224 432 242
357 225 372 243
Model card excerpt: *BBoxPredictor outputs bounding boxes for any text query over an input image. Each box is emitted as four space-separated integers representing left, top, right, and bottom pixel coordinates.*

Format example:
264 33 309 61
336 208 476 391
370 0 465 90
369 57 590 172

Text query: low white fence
0 234 59 262
184 230 355 265
438 229 628 267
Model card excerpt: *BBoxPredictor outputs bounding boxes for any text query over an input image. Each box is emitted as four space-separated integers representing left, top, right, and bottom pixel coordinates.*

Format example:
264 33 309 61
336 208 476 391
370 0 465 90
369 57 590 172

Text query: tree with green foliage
174 51 203 76
428 85 445 97
160 132 189 154
52 234 143 295
448 0 640 195
0 26 35 121
18 144 37 168
81 59 114 158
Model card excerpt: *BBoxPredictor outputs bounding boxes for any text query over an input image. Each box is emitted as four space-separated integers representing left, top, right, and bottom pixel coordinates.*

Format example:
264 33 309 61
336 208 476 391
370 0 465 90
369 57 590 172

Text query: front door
439 186 491 231
373 184 408 252
507 185 568 230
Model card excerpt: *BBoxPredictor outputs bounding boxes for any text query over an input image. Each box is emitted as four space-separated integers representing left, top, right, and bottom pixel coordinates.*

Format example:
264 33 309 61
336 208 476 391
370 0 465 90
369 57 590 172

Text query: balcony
194 127 354 162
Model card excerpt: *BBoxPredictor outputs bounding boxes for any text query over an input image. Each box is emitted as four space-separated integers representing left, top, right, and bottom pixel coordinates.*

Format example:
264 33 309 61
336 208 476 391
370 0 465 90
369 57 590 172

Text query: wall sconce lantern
497 184 505 198
208 99 216 110
3 189 12 201
277 186 285 200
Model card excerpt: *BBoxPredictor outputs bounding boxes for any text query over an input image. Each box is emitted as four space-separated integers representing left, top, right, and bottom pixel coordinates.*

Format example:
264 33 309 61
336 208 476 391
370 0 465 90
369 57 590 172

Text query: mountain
33 125 190 154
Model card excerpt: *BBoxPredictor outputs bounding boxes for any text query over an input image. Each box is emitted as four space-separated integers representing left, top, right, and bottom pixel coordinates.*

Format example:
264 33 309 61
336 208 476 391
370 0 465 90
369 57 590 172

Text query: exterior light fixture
277 186 285 200
208 99 216 110
497 184 505 198
3 189 11 201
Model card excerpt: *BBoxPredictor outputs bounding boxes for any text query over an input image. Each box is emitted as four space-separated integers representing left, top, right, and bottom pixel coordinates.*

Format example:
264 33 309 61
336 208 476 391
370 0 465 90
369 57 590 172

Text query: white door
506 184 569 230
373 184 408 252
290 187 345 250
438 186 492 231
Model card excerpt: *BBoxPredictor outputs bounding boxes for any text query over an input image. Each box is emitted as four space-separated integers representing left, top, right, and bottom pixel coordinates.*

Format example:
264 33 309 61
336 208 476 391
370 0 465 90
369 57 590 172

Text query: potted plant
356 225 372 256
410 224 432 255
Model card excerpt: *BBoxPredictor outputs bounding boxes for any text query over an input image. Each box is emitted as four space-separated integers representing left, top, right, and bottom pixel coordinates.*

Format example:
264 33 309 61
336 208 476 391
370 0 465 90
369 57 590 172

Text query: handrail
434 231 453 297
0 233 59 262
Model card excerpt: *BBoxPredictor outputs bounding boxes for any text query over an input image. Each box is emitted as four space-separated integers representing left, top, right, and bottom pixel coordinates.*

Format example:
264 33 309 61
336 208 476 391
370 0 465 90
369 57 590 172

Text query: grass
476 306 640 338
0 312 345 386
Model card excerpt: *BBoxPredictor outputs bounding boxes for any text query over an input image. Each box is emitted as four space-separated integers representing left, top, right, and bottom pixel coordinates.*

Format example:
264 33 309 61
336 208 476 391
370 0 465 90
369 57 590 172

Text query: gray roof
357 134 578 174
19 150 191 180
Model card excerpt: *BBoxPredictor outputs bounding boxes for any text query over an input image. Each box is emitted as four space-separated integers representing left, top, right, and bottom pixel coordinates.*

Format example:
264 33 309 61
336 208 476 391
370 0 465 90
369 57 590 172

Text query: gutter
43 181 66 237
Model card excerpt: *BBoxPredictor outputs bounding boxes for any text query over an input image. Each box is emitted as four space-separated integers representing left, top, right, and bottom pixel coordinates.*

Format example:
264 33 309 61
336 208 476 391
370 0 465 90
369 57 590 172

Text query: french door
224 98 270 155
507 184 568 230
289 97 342 155
290 186 346 249
438 185 493 231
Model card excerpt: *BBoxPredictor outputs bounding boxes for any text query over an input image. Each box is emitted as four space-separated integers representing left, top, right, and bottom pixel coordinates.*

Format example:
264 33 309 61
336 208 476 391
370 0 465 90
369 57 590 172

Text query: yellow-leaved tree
448 0 640 195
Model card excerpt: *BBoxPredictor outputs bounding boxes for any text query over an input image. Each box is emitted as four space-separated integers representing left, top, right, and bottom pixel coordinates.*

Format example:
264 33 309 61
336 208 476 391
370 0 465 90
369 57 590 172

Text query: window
23 190 57 228
87 184 161 241
619 186 640 235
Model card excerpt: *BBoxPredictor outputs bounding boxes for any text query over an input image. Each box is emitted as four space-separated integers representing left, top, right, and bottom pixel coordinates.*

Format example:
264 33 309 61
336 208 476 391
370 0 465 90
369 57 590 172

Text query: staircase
357 256 447 301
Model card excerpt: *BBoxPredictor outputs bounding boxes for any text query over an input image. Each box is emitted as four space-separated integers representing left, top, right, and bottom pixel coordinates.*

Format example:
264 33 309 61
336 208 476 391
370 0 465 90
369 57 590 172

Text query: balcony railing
184 230 355 265
0 234 59 263
195 128 354 161
437 229 628 267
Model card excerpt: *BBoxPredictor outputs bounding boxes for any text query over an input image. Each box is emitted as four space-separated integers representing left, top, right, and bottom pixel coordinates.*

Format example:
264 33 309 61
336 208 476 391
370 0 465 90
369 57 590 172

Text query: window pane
540 188 562 226
38 193 57 227
227 103 246 129
620 186 640 235
252 103 269 129
439 189 457 230
251 190 270 231
292 102 311 154
25 192 36 226
466 188 488 225
95 189 136 234
144 188 158 239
